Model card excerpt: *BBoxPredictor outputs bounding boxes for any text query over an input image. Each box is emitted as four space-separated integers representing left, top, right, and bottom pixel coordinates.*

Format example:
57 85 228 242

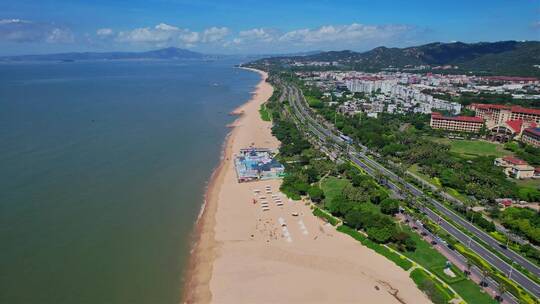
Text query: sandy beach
183 68 430 304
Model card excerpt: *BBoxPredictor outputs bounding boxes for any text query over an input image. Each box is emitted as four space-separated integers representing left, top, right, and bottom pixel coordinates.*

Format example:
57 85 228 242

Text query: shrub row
410 268 455 304
337 225 413 271
312 207 339 226
454 243 537 304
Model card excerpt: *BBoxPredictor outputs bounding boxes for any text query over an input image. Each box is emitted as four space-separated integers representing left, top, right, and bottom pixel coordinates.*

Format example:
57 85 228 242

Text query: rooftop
234 148 285 182
431 112 484 123
524 127 540 137
470 103 540 116
505 119 523 133
502 155 528 166
482 76 538 82
511 105 540 116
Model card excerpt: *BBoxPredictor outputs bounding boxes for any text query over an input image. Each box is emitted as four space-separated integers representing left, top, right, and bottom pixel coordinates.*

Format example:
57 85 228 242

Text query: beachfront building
494 156 535 179
430 112 484 133
521 128 540 148
234 148 285 183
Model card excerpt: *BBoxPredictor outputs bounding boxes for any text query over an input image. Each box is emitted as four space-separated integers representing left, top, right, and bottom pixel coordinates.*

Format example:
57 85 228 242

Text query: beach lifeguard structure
234 148 285 183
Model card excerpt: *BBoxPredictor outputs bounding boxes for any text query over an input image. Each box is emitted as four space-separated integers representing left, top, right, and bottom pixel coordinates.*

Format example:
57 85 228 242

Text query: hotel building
467 103 540 125
430 112 484 133
522 128 540 148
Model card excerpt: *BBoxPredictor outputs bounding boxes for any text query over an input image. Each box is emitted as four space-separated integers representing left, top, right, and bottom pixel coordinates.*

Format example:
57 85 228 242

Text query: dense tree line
324 163 416 250
504 141 540 166
268 90 416 252
315 107 518 202
493 207 540 245
299 86 540 247
271 116 333 201
454 205 496 232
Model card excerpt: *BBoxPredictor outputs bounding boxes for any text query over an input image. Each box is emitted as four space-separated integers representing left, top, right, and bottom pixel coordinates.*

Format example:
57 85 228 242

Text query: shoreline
181 67 268 304
182 67 429 304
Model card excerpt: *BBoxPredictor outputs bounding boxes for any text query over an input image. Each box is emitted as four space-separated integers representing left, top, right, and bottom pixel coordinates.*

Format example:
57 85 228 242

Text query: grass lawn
408 164 470 202
400 225 497 304
410 268 454 304
431 264 466 284
259 103 271 121
399 225 447 270
337 225 413 271
451 280 497 304
305 95 323 108
432 138 512 158
320 176 350 203
312 207 339 226
409 164 442 187
445 187 470 203
514 178 540 188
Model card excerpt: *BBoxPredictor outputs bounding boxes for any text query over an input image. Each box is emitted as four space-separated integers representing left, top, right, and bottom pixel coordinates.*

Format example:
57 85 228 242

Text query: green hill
247 41 540 77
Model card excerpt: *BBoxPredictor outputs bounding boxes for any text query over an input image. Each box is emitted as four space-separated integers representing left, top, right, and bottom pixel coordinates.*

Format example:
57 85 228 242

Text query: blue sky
0 0 539 55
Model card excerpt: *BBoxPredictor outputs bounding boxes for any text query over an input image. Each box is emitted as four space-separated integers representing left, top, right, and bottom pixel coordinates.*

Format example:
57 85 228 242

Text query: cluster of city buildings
344 76 462 114
294 70 540 149
297 70 539 120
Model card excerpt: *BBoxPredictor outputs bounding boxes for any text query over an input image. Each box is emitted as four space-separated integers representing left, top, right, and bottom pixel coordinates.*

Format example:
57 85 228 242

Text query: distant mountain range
266 50 323 57
4 42 539 77
0 47 207 62
0 48 322 63
248 41 540 77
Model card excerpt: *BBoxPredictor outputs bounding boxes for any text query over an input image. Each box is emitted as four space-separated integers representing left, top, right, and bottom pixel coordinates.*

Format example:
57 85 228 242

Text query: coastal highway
356 148 540 279
285 84 540 298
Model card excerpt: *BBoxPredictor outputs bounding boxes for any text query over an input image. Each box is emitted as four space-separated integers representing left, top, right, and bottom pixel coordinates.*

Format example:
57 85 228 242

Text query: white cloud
279 23 410 44
0 19 73 43
45 28 74 43
202 26 229 42
155 23 179 31
107 23 232 48
224 23 411 52
96 28 113 36
0 19 26 25
237 28 274 42
94 22 415 52
115 23 207 47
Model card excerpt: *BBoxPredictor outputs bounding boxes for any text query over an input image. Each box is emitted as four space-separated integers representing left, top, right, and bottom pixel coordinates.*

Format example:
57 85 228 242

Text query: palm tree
465 260 472 276
496 283 507 302
375 171 386 186
480 268 490 287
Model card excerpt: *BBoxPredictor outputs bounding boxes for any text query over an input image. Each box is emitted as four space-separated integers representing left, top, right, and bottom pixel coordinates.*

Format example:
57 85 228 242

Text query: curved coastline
181 68 268 303
181 67 429 304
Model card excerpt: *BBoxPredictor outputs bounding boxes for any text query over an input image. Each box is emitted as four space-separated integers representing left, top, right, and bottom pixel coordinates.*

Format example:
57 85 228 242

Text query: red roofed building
494 156 535 179
505 119 524 134
467 103 540 125
501 156 528 166
467 103 539 142
430 112 484 133
482 76 538 84
500 199 512 207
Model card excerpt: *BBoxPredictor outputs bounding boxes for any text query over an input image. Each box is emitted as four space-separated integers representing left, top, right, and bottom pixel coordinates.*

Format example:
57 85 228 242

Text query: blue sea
0 59 260 304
